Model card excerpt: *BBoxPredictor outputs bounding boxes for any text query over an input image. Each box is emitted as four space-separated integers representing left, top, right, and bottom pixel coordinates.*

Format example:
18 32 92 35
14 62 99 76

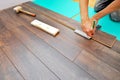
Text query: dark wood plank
0 27 59 80
0 48 24 80
74 50 120 80
92 30 116 48
25 1 116 48
1 8 83 61
0 19 16 47
112 41 120 53
0 18 8 47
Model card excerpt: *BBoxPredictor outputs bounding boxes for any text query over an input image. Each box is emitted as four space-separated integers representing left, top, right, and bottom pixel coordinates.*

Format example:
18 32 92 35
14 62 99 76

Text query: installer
79 0 120 37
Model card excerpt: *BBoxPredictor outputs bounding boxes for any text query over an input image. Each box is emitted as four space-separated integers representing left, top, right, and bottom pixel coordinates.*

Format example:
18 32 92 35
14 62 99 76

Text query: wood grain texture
92 30 116 48
0 19 5 47
112 41 120 53
10 25 96 80
0 48 24 80
1 7 82 61
74 50 120 80
0 27 59 80
0 22 16 47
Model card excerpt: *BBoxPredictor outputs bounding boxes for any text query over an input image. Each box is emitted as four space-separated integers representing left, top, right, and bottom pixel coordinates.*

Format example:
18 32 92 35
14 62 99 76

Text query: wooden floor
0 1 120 80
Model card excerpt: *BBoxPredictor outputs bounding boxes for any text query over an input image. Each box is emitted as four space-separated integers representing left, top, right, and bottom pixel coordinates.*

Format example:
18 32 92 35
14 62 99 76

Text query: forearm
93 0 120 20
79 0 89 21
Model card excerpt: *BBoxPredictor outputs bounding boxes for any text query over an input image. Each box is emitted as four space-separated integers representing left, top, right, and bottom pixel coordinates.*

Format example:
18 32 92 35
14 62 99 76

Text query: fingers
81 18 98 37
82 26 96 37
86 30 94 37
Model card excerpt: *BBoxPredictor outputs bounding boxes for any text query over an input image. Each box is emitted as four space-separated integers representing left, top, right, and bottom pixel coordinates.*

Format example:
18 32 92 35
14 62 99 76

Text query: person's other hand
81 18 97 37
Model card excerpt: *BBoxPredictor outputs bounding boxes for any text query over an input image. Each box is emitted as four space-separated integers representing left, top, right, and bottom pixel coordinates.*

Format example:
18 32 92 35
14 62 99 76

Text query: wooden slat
0 48 24 80
112 41 120 53
0 18 8 47
74 50 120 80
11 25 97 80
92 47 120 71
0 27 59 80
25 1 116 48
92 30 116 48
0 20 16 47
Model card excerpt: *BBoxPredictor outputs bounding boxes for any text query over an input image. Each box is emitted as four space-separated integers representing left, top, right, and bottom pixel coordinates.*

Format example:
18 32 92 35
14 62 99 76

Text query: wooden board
74 50 120 80
0 48 24 80
92 30 116 48
112 41 120 53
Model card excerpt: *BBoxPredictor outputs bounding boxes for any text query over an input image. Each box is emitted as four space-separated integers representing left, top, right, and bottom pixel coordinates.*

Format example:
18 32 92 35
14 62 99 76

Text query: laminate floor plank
112 41 120 53
0 48 24 80
9 25 96 80
74 50 120 80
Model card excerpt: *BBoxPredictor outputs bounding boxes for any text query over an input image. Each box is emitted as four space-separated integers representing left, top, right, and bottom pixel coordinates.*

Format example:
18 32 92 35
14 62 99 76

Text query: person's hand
81 18 97 37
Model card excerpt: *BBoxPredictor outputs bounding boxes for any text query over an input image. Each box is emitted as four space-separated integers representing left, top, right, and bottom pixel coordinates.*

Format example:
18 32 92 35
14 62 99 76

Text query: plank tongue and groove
24 1 116 48
92 30 116 48
74 50 120 80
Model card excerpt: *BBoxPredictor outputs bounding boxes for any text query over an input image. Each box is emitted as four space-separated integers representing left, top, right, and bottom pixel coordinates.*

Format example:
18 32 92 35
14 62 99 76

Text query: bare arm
79 0 89 21
79 0 95 37
79 0 120 37
93 0 120 21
